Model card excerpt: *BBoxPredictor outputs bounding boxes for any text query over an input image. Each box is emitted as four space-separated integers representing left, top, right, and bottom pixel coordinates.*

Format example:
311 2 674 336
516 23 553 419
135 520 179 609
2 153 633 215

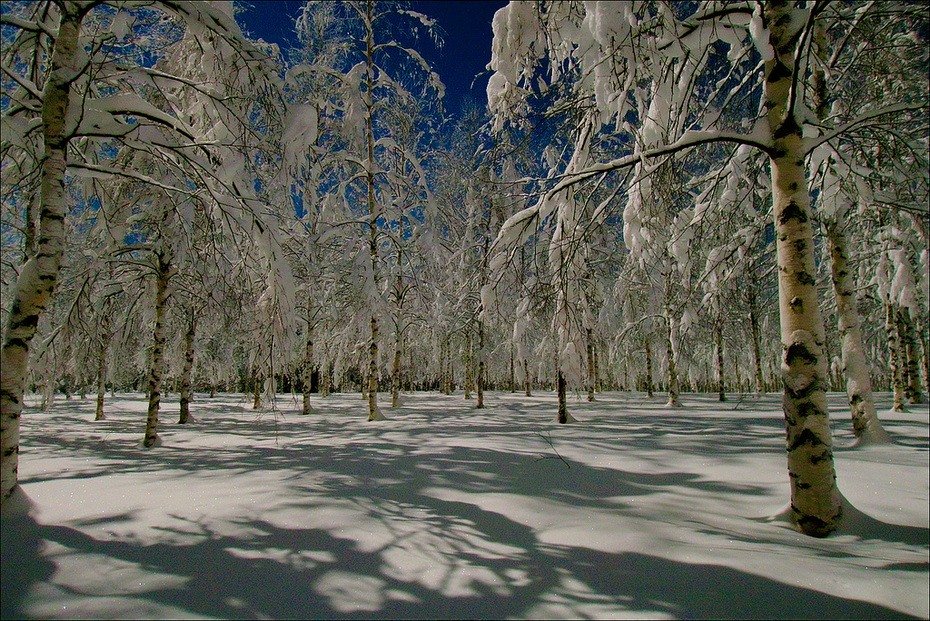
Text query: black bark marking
788 427 827 451
796 512 834 538
778 201 808 224
786 342 818 366
4 337 29 350
796 271 816 286
793 239 806 253
2 446 19 457
767 59 792 83
810 449 833 465
773 114 801 140
789 296 803 309
10 314 39 331
0 389 20 405
796 401 823 419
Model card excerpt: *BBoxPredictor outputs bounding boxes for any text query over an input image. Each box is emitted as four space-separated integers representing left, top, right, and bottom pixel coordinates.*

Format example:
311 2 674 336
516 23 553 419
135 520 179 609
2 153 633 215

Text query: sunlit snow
2 390 927 619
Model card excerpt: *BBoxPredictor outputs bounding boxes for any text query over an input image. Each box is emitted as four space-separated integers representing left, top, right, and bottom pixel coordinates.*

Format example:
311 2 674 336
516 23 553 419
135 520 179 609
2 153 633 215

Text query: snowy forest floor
1 390 927 620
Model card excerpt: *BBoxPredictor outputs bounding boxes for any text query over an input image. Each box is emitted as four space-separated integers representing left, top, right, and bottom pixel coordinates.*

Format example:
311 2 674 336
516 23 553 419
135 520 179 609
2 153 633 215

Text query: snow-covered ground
2 390 927 620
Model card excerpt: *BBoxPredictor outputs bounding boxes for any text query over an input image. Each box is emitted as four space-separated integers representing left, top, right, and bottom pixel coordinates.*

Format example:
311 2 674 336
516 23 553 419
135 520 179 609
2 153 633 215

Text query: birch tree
485 0 927 536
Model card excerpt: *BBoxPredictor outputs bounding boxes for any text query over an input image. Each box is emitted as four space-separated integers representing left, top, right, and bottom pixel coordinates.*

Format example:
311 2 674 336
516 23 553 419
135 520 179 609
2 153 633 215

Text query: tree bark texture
764 0 841 537
0 1 85 504
748 276 766 395
586 328 595 402
825 221 889 444
886 303 906 412
178 312 197 424
715 319 726 402
143 254 171 447
644 336 654 397
302 327 313 415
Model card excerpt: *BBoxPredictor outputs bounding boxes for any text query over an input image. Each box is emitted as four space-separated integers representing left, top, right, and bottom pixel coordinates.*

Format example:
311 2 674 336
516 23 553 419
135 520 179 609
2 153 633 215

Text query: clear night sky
236 0 508 116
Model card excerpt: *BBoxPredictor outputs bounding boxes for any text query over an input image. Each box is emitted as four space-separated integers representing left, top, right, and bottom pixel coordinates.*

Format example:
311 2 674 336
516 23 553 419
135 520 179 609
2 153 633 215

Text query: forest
1 1 928 618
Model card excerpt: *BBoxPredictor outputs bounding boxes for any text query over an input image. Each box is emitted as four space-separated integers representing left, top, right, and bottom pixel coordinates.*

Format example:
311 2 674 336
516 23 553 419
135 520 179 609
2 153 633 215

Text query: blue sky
237 0 507 116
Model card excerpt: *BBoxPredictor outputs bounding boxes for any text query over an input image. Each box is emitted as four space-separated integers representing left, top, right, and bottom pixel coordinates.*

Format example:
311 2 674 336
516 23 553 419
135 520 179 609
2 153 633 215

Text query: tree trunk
748 276 765 395
664 313 680 407
476 317 485 408
301 327 313 415
0 2 84 504
143 254 171 447
825 221 889 444
94 313 111 421
886 303 906 412
900 310 924 404
364 3 384 423
464 330 474 399
921 324 930 402
586 328 596 402
509 344 515 393
644 336 654 397
523 359 531 396
321 362 331 397
715 318 726 402
593 339 601 392
253 374 262 410
557 371 568 424
178 312 197 424
391 329 402 408
764 0 841 537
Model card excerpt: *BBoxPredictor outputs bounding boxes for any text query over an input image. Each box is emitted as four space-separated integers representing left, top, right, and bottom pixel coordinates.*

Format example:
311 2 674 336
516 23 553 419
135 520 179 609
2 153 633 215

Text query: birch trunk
586 328 595 402
644 336 654 397
509 344 515 393
143 254 171 447
94 312 111 421
921 325 930 401
748 277 766 395
476 317 485 408
364 1 384 422
901 311 924 404
391 331 401 408
464 330 474 399
178 312 197 424
523 359 531 396
825 220 889 444
886 303 906 412
715 319 726 402
392 271 402 408
764 0 841 536
663 270 681 406
252 374 262 410
321 362 331 397
301 327 313 415
0 2 84 504
664 313 680 407
557 371 568 424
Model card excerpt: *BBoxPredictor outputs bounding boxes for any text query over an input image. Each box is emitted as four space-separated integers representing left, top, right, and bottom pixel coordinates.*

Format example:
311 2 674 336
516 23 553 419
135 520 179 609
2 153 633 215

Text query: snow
2 391 927 620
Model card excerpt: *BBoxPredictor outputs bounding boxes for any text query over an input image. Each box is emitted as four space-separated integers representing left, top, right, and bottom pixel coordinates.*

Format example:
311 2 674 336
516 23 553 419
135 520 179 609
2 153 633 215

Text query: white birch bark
178 312 197 424
715 318 726 402
586 328 596 402
364 1 384 422
1 2 85 503
301 326 313 415
748 276 766 395
644 336 654 397
94 313 111 421
143 254 172 447
764 1 841 536
887 303 906 412
825 220 890 444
